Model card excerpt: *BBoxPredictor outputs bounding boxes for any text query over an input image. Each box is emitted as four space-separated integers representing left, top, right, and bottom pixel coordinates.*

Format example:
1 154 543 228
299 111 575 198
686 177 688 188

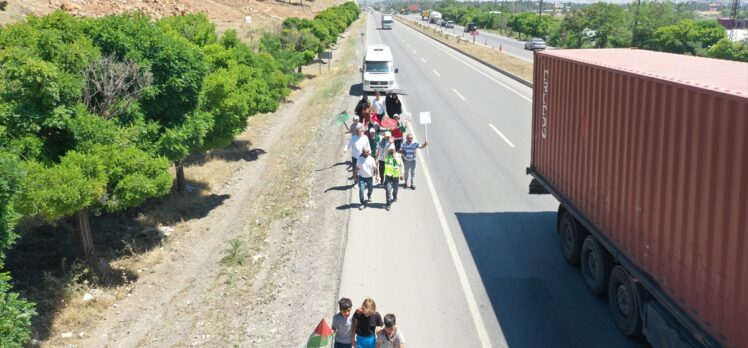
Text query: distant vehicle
445 20 455 28
524 38 546 50
438 19 446 27
421 10 429 20
360 45 399 93
464 22 478 32
428 11 442 24
381 15 393 30
399 9 406 14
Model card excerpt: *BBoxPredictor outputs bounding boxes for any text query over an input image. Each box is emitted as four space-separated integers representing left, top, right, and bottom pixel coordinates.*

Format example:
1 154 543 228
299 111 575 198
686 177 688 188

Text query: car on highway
464 22 478 32
445 20 455 28
524 38 546 50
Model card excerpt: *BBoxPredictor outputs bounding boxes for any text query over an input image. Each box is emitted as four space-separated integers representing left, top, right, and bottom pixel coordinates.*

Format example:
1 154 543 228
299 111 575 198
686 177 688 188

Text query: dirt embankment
29 13 366 348
1 0 338 33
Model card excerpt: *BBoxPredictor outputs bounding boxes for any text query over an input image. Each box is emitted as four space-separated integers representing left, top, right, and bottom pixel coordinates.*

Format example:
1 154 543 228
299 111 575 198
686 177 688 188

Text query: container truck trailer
527 49 748 347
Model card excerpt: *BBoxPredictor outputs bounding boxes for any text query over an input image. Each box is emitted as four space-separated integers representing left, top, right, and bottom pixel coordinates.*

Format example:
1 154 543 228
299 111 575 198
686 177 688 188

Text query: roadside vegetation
394 0 747 62
0 2 359 345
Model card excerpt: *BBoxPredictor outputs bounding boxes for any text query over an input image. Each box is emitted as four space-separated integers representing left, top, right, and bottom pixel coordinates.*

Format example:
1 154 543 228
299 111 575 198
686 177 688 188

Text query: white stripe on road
453 88 467 101
400 98 498 348
398 22 532 103
416 138 496 348
412 49 417 54
433 69 441 77
489 123 516 148
420 57 426 63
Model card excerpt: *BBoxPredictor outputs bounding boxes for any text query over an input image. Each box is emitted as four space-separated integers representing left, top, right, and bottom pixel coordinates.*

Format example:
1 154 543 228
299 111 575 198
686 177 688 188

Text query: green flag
334 111 351 126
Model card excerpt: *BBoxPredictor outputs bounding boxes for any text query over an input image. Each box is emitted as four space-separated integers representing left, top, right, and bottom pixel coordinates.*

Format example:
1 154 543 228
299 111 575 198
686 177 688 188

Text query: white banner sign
402 112 412 122
419 112 431 125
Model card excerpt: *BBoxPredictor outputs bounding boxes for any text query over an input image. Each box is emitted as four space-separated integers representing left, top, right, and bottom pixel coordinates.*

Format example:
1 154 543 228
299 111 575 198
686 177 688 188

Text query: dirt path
56 16 366 348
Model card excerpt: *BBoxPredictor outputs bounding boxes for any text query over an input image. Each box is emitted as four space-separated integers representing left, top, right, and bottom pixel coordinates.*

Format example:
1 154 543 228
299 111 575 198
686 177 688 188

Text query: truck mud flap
528 178 549 194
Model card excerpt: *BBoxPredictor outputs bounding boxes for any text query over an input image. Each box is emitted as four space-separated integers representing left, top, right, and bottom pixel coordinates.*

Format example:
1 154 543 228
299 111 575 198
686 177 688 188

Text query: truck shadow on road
455 212 648 348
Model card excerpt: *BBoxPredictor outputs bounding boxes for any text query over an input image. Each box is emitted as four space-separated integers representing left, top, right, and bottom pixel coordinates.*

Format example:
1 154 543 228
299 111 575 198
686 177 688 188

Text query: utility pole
631 0 642 47
537 0 544 38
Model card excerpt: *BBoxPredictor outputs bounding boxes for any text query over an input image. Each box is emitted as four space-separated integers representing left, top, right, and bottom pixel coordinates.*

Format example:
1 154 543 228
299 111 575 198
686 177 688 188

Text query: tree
560 9 589 48
0 154 36 347
583 3 630 48
653 19 726 55
157 13 217 47
708 38 748 62
84 13 208 193
632 1 694 49
0 12 174 278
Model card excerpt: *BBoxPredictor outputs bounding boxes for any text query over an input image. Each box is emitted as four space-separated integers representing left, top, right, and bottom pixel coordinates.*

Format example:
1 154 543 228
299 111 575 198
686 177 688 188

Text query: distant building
709 3 720 11
718 18 748 29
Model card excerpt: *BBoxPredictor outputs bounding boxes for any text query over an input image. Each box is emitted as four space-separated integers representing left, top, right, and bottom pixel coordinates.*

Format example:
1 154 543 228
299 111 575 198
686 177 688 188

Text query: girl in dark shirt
352 298 383 348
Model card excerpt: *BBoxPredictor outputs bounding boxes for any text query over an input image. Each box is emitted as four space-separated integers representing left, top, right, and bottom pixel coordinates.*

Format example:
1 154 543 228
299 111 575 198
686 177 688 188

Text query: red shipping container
529 49 748 347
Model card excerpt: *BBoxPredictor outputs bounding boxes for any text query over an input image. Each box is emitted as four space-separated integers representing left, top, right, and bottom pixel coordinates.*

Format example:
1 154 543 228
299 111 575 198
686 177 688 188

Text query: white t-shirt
372 98 385 115
348 134 370 158
356 155 377 178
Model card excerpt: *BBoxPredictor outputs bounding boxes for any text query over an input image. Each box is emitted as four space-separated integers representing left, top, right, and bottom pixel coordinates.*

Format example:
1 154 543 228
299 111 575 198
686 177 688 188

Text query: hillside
0 0 341 32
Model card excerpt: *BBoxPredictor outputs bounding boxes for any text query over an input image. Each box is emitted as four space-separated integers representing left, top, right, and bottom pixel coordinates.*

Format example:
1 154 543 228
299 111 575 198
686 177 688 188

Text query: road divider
395 16 533 87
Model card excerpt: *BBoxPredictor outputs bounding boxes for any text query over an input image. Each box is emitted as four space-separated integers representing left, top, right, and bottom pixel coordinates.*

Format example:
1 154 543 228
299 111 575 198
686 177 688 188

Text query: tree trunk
175 159 186 195
75 209 110 278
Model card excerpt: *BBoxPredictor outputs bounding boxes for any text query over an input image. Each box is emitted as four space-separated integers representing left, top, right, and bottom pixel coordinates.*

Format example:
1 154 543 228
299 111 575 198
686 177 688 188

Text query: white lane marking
412 49 417 54
489 123 516 148
398 99 498 348
433 69 441 77
399 22 532 103
407 43 411 47
420 57 426 63
453 88 467 101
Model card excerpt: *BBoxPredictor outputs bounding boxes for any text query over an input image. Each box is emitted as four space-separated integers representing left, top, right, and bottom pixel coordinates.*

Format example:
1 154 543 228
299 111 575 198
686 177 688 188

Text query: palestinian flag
334 111 351 126
306 319 334 348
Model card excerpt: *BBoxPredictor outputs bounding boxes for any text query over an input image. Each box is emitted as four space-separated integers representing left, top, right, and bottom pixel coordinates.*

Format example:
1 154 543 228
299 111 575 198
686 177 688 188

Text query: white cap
369 128 376 133
388 144 396 150
384 131 392 137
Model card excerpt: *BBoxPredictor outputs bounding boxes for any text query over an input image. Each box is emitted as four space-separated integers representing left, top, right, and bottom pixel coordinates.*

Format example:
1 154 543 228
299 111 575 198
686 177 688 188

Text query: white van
361 45 398 93
381 15 393 30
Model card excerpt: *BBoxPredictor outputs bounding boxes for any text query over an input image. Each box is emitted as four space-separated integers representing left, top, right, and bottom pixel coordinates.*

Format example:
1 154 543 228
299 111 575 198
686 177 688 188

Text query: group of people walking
344 92 428 211
331 297 405 348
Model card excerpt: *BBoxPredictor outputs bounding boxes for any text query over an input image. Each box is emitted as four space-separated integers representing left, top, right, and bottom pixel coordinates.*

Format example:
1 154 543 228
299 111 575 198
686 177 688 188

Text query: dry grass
219 14 365 285
397 17 534 82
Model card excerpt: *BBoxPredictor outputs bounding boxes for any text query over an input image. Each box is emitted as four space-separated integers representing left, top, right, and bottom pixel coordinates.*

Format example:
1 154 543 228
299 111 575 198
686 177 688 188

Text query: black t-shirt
353 310 383 337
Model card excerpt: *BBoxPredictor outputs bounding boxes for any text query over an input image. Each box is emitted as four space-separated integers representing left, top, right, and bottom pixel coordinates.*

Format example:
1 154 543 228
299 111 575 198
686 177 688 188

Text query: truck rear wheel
558 209 583 265
581 235 611 296
608 265 642 336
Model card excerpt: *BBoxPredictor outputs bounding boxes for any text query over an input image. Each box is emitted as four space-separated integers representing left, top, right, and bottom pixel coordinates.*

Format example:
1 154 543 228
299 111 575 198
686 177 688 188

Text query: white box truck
360 45 398 93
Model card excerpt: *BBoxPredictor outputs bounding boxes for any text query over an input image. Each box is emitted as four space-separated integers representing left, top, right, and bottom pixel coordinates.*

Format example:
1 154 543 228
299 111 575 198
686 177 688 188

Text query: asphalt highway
403 14 535 62
338 13 648 348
